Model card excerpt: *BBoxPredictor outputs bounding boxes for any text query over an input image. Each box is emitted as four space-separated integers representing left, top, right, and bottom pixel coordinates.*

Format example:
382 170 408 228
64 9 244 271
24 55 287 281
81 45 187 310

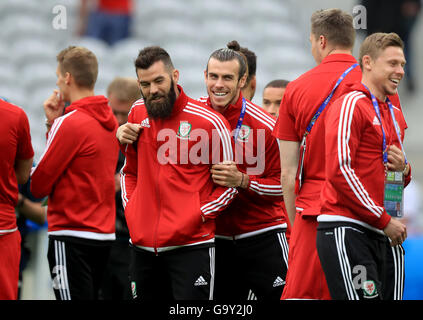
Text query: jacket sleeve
30 114 80 198
200 118 238 220
245 133 283 200
16 109 34 160
119 110 139 208
325 96 391 230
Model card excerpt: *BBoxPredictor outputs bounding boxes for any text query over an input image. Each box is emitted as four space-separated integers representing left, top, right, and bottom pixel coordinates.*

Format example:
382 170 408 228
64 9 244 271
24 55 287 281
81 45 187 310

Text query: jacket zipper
153 160 161 256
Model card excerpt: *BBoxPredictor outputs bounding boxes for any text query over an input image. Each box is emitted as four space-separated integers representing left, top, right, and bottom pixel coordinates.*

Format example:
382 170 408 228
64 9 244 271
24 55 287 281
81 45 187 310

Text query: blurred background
0 0 421 300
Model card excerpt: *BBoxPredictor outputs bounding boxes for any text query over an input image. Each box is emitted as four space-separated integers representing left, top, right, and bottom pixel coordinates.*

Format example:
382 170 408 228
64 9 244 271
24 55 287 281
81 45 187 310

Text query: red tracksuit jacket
319 83 411 233
31 95 119 240
121 86 237 252
0 99 34 234
199 94 287 238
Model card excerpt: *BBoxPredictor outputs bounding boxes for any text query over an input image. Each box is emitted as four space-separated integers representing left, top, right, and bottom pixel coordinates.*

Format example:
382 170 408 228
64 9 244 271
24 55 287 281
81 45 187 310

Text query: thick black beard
143 80 177 119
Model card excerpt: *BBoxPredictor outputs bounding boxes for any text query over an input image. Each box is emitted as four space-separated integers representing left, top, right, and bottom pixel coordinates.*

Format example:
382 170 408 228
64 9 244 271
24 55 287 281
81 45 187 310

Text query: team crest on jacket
131 281 137 299
362 280 378 298
237 124 251 142
177 121 192 139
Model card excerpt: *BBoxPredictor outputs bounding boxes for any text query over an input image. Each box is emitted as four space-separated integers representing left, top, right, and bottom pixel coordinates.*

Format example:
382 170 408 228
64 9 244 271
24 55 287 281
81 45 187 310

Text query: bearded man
116 46 237 300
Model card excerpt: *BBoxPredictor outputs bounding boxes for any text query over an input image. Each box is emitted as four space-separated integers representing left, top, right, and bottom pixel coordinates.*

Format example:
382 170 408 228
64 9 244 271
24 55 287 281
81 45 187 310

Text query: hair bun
227 40 241 51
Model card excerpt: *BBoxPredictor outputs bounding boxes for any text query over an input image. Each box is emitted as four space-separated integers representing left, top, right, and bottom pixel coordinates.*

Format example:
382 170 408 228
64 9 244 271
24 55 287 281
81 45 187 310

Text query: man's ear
362 55 372 72
65 72 71 85
239 72 248 89
172 69 179 83
319 35 327 50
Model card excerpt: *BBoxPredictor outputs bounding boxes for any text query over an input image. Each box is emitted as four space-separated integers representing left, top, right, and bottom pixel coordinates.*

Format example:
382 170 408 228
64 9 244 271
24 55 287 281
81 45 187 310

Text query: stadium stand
0 0 421 300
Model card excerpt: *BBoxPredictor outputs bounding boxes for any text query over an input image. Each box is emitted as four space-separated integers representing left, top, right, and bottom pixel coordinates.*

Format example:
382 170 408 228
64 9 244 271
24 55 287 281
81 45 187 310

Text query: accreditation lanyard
294 63 358 194
364 85 407 218
233 98 247 143
363 86 408 166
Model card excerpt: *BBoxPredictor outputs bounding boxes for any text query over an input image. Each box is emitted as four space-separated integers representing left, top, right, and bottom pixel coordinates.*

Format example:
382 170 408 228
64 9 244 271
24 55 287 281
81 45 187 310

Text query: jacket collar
171 84 188 115
321 53 358 65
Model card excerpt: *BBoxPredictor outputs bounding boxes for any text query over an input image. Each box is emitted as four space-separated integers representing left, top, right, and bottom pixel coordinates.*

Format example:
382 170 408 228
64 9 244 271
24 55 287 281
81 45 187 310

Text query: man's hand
210 161 247 188
386 144 406 172
44 90 65 124
116 123 141 144
383 217 407 246
114 173 121 193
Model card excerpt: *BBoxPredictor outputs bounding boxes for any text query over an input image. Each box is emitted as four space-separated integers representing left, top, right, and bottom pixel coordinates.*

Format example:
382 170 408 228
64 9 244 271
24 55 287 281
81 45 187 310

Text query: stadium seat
135 0 192 20
1 13 55 42
110 37 149 72
177 65 206 97
0 0 48 20
261 44 313 71
0 63 16 84
199 0 245 20
21 63 57 93
0 85 28 111
247 0 291 21
68 36 110 61
11 38 58 69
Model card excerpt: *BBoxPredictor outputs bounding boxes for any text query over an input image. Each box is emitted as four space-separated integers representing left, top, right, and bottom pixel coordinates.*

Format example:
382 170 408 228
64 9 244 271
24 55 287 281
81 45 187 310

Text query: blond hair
107 77 140 103
57 46 98 89
311 9 355 49
359 32 404 69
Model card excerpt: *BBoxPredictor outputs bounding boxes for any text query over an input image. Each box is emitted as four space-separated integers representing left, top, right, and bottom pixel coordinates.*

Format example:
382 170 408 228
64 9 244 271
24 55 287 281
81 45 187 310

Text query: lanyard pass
384 171 404 217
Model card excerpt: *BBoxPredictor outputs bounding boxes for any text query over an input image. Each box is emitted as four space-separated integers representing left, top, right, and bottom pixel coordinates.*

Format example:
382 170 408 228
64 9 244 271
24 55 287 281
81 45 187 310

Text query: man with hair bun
200 40 289 300
117 42 289 300
116 46 237 300
226 41 257 102
31 46 119 300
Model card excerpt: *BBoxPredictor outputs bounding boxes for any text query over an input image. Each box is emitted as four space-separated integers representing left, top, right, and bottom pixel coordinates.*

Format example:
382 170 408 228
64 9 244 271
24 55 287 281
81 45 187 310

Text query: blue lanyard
305 63 358 135
363 85 407 165
296 63 358 193
233 98 247 142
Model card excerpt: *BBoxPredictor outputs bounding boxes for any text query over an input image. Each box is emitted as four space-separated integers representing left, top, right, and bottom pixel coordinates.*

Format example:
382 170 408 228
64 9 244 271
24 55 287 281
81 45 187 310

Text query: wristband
239 173 244 188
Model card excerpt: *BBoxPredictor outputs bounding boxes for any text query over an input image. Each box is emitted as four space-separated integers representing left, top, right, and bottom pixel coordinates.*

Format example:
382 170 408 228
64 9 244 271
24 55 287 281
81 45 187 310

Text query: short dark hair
206 40 248 81
57 46 98 89
238 44 257 85
134 46 174 72
311 8 355 49
264 79 290 89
